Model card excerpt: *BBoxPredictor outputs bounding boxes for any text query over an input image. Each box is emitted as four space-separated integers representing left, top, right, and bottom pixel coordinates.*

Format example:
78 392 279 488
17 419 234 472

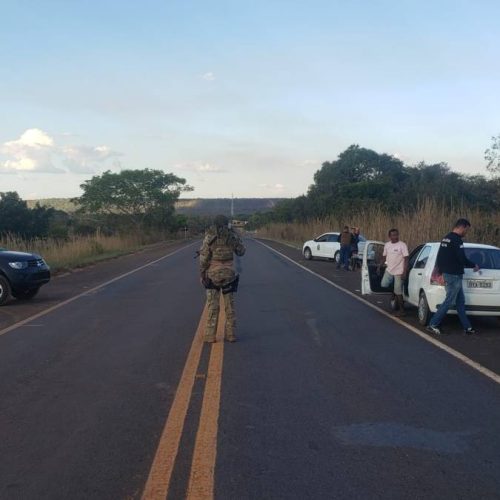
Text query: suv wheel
418 292 431 325
303 247 313 260
334 251 340 263
0 275 12 306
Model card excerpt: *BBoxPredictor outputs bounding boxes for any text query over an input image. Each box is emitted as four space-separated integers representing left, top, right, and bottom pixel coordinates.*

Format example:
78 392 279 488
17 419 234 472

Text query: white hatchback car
303 232 367 263
362 241 500 325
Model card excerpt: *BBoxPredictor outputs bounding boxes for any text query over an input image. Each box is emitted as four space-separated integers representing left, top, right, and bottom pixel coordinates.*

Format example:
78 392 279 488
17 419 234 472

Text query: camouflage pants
205 289 235 340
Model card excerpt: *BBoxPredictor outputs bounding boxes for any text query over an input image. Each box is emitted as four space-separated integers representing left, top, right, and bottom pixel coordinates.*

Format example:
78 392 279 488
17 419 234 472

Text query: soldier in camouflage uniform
199 215 246 343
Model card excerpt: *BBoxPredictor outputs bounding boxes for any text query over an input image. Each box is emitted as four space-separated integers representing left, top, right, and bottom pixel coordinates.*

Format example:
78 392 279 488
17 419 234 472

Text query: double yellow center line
141 300 226 500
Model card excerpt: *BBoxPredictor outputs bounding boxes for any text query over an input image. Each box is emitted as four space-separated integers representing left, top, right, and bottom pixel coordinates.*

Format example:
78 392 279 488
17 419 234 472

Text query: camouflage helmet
214 214 229 228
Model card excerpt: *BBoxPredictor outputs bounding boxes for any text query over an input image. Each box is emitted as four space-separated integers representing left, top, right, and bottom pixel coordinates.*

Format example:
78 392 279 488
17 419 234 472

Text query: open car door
361 241 393 295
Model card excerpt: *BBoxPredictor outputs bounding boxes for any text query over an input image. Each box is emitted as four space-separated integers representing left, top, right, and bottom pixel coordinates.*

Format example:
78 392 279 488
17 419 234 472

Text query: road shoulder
0 239 197 331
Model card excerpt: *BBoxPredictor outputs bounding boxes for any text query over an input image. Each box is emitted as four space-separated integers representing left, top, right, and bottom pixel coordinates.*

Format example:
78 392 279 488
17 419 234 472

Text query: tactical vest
209 228 235 262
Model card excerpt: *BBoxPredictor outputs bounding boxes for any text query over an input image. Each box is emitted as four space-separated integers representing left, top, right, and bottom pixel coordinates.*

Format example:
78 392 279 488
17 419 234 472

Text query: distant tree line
0 192 56 238
1 169 198 241
249 144 500 226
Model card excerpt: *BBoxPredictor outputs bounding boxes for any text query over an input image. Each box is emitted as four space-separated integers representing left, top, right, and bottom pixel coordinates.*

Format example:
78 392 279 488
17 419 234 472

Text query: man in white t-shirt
381 228 409 316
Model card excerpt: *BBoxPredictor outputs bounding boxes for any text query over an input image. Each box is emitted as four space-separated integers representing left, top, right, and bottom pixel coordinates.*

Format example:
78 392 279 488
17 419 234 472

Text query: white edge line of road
255 239 500 386
0 241 198 339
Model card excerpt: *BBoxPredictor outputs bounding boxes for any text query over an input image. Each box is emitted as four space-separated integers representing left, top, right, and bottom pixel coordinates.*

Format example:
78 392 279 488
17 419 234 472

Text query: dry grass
0 231 171 271
257 200 500 249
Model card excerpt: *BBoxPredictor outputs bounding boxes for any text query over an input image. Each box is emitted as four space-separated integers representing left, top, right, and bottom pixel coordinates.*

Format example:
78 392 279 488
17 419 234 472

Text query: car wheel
12 288 40 300
0 275 12 306
303 247 313 260
418 292 431 325
334 251 340 263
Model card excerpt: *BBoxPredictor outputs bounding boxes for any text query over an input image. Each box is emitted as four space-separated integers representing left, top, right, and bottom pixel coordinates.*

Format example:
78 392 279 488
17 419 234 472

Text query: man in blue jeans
426 218 480 335
336 226 353 270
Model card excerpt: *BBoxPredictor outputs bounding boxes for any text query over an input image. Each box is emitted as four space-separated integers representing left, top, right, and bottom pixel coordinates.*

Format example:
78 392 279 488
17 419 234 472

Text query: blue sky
1 0 499 199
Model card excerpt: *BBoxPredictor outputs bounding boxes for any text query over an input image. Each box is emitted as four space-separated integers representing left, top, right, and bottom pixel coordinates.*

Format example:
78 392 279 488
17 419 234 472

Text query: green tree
0 192 54 238
0 192 31 235
75 169 193 230
250 143 500 229
485 134 500 176
307 145 407 214
30 203 56 237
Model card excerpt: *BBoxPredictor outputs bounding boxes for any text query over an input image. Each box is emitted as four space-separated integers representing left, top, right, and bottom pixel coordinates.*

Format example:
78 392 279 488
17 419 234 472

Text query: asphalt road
1 238 500 499
261 238 500 376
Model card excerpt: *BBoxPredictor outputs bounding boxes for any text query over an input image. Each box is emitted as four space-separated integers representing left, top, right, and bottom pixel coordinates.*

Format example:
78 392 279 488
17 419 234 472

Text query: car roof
425 242 499 250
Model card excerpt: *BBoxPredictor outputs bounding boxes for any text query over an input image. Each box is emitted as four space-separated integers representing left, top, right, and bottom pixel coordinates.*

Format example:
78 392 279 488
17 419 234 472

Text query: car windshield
465 247 500 270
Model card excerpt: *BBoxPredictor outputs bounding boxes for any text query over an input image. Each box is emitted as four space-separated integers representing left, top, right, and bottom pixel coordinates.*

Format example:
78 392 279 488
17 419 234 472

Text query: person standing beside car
337 226 353 271
349 227 360 270
427 218 480 336
381 229 409 316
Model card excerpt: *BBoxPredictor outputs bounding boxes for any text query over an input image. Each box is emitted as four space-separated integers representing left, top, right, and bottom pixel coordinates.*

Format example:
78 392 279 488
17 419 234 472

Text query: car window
315 235 328 242
327 234 339 242
407 245 423 269
367 243 384 264
465 248 500 270
414 245 431 269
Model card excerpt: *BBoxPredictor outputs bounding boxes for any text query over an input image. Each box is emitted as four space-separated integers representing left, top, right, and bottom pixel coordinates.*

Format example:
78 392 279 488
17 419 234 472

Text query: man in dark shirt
427 218 480 335
336 226 353 271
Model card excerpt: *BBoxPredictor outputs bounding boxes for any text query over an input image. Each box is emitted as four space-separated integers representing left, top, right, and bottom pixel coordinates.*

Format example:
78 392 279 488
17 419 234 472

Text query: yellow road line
141 305 207 500
0 242 197 339
187 298 226 500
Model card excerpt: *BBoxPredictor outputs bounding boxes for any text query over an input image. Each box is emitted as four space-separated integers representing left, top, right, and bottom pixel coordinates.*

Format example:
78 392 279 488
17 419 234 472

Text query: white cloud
259 183 286 192
198 163 224 173
0 128 121 175
1 128 61 173
201 71 216 81
300 159 319 167
8 128 54 147
61 144 122 173
175 161 226 174
391 151 412 163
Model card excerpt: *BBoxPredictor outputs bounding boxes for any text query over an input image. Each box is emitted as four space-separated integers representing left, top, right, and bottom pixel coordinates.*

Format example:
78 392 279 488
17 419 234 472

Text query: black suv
0 249 51 305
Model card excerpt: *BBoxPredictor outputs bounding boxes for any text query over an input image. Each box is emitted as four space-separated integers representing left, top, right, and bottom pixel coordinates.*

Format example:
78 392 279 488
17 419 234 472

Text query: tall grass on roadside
257 199 500 249
0 231 170 271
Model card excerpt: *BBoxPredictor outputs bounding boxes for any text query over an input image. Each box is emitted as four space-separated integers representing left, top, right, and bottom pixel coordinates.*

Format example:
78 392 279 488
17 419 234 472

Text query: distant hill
175 198 285 216
27 198 80 212
27 197 285 216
